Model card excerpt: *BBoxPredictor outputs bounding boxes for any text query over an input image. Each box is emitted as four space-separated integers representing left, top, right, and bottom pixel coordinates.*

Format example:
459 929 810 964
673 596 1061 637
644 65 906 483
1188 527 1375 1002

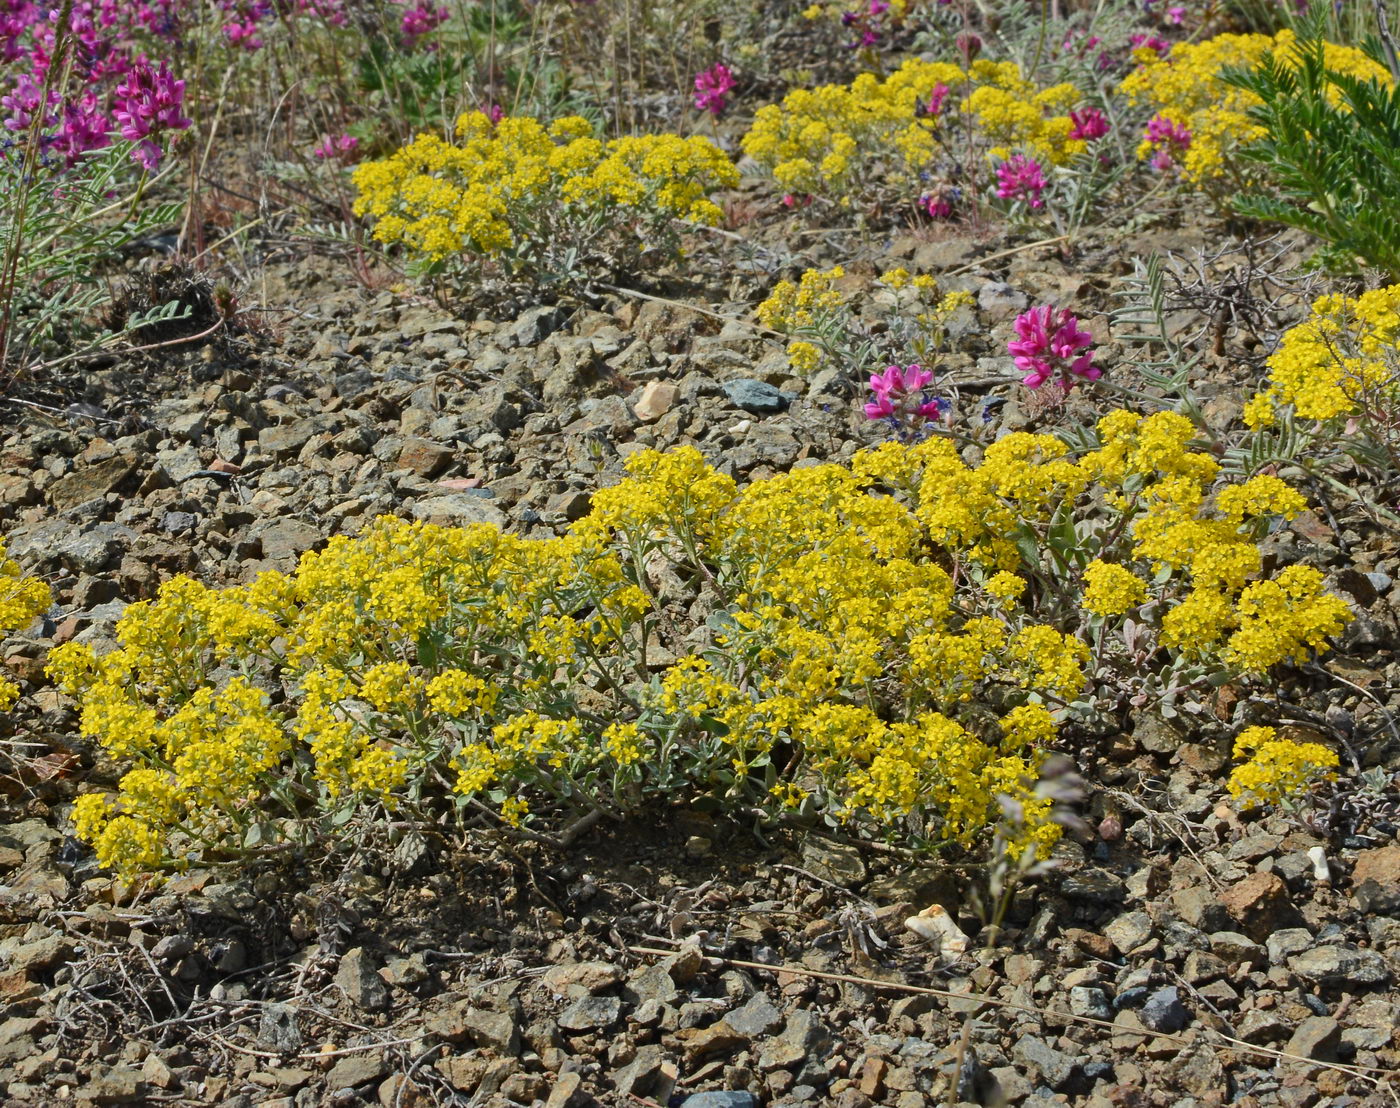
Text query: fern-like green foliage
1222 26 1400 277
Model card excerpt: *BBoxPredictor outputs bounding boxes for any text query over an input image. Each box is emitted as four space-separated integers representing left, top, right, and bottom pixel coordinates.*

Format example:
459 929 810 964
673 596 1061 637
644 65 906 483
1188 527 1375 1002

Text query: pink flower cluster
113 60 190 170
1007 306 1099 391
922 81 950 118
1144 113 1191 170
399 0 449 47
996 154 1046 209
1068 107 1108 142
0 2 189 169
865 364 946 425
313 131 358 161
693 63 734 116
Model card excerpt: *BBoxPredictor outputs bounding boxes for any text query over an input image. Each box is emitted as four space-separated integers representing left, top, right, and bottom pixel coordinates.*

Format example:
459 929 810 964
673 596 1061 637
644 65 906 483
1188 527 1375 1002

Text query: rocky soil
2 215 1400 1106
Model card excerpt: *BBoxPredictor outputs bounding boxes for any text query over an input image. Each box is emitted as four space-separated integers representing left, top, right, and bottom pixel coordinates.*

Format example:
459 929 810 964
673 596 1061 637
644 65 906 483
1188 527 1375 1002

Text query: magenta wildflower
1068 107 1108 141
693 62 735 116
1144 113 1191 170
865 364 946 425
313 132 358 161
996 155 1046 209
1007 306 1099 391
920 191 954 220
1130 33 1170 55
399 0 448 47
924 82 950 117
1167 5 1186 22
111 59 190 170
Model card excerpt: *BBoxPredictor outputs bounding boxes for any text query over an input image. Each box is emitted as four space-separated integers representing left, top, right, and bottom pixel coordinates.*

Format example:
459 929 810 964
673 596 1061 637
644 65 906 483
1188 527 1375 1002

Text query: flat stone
1011 1034 1076 1090
725 993 784 1037
634 382 679 422
542 961 623 996
247 517 324 566
558 994 622 1032
1140 987 1189 1033
679 1094 758 1108
1104 911 1154 955
722 378 790 414
409 494 508 529
397 437 455 478
1286 1016 1341 1061
1219 872 1302 940
1289 944 1392 987
1353 845 1400 912
335 947 389 1012
675 1019 747 1061
326 1051 389 1089
49 455 138 512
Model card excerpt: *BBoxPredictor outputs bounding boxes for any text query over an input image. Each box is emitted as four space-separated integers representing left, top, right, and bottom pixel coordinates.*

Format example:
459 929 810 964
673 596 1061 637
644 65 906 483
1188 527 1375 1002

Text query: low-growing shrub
52 415 1351 880
351 111 738 291
1118 28 1387 191
754 264 973 378
1228 725 1340 809
1240 283 1400 519
739 55 1092 214
1 539 50 710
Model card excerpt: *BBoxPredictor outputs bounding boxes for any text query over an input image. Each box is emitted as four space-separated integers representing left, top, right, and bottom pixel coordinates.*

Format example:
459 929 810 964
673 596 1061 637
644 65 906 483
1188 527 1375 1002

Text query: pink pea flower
1145 113 1191 170
1068 107 1108 141
920 191 954 219
1167 5 1186 22
400 0 448 47
112 59 190 170
996 154 1046 209
1008 306 1099 391
313 132 358 161
924 82 950 117
865 363 946 425
1130 33 1170 55
694 62 735 116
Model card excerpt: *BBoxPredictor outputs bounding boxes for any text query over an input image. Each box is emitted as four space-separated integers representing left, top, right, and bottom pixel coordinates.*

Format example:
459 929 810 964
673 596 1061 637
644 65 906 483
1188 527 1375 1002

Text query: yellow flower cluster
740 57 1085 201
0 538 51 711
53 414 1352 878
754 264 972 375
801 0 919 22
1120 29 1388 183
755 265 846 331
1082 560 1147 617
1228 725 1339 808
352 112 737 276
1245 284 1400 428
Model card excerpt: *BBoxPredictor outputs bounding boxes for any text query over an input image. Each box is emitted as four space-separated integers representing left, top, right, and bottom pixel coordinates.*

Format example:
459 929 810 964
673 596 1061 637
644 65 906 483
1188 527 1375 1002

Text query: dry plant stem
943 235 1069 277
1375 0 1400 81
627 944 1397 1091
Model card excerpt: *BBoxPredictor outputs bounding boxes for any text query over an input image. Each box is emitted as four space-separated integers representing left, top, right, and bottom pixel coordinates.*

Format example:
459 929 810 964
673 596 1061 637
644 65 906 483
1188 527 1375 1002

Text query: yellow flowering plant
1 538 51 712
1228 725 1340 809
352 111 738 291
52 415 1352 881
1119 28 1387 199
754 263 973 379
1238 284 1400 527
740 56 1092 216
